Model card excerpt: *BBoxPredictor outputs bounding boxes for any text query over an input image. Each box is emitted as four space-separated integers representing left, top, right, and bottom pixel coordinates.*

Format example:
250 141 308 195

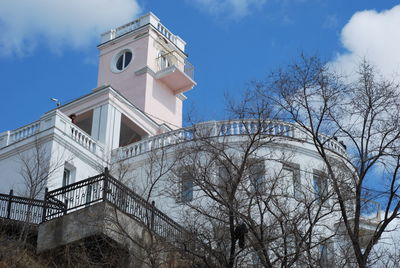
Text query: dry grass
0 239 48 268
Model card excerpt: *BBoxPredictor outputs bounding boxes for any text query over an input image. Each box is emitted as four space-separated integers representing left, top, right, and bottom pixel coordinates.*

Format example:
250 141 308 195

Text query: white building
0 12 196 195
0 12 378 267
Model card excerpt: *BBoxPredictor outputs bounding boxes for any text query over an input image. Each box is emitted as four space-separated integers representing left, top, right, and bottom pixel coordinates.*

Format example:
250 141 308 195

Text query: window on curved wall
180 172 194 202
313 170 328 205
249 160 265 193
282 163 301 199
176 166 194 202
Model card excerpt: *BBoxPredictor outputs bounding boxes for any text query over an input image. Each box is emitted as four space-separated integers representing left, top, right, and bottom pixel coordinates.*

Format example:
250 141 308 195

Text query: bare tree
261 55 400 267
165 95 337 267
17 138 70 243
104 144 187 267
18 138 69 199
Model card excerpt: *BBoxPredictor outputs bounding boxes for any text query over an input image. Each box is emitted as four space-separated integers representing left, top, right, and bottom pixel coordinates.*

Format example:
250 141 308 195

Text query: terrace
0 109 104 158
113 119 348 162
0 169 185 252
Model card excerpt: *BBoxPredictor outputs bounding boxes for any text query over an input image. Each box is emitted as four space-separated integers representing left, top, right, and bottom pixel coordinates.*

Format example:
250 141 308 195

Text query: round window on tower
111 49 133 73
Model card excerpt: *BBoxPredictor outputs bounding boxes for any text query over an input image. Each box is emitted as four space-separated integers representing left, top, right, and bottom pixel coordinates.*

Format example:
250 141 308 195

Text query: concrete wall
38 202 151 268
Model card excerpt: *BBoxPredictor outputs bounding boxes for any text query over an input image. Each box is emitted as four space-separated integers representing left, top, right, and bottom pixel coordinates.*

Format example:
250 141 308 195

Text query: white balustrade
1 110 104 159
100 13 182 48
3 115 346 160
114 119 347 161
10 121 40 143
70 126 97 153
101 19 141 43
157 23 177 44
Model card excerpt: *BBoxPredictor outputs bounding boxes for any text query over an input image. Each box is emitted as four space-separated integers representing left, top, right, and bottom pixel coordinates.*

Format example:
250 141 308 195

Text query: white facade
0 12 366 265
0 13 196 196
0 10 348 219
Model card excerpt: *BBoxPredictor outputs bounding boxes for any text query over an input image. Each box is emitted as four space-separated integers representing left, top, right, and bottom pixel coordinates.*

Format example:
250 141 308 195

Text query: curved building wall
111 120 346 232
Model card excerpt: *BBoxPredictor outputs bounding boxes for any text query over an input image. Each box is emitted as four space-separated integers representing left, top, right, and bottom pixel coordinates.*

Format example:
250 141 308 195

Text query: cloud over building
330 5 400 80
0 0 141 56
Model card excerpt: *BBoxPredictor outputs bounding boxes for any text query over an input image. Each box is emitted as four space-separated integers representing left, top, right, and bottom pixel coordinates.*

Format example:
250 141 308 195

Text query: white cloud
329 5 400 80
0 0 141 56
191 0 266 18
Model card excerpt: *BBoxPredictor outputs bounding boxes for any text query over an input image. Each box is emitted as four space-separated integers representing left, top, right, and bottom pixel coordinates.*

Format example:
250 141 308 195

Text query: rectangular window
313 171 328 204
218 163 235 199
282 163 301 199
62 168 71 187
250 161 265 193
180 171 194 202
251 252 261 265
319 240 330 266
218 165 230 187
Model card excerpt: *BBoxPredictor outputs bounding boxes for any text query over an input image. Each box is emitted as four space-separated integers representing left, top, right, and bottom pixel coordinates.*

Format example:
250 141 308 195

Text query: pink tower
97 13 196 130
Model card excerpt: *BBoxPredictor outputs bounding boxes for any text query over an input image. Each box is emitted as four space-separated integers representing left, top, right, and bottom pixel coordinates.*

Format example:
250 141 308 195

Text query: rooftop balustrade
113 119 347 162
100 13 186 51
9 121 41 144
0 110 104 158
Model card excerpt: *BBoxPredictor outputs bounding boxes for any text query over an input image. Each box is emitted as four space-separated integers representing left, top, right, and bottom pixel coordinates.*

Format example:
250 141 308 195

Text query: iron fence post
151 200 155 231
42 187 48 223
63 199 68 216
6 189 13 219
103 167 109 202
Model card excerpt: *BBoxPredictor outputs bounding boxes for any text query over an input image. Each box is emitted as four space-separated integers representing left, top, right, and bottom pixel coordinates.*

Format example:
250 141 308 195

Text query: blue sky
0 0 399 131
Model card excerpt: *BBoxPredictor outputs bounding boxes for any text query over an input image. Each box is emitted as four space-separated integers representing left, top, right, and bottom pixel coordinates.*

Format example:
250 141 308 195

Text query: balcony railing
0 190 64 225
0 170 185 243
70 125 98 153
114 119 347 162
0 110 104 158
44 169 184 242
155 51 194 80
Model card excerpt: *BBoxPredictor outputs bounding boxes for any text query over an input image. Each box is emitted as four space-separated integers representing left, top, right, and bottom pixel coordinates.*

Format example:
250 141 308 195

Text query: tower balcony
154 52 196 95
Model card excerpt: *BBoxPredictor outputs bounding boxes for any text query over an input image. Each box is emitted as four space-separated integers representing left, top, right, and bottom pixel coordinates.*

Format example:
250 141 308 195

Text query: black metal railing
44 169 184 242
0 190 64 224
0 170 185 243
44 173 106 220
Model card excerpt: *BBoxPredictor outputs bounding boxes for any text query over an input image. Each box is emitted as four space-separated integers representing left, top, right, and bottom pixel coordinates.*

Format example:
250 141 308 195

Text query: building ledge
155 65 196 94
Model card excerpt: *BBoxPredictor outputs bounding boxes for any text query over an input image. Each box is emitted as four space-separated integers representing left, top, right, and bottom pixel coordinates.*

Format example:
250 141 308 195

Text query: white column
92 104 121 150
